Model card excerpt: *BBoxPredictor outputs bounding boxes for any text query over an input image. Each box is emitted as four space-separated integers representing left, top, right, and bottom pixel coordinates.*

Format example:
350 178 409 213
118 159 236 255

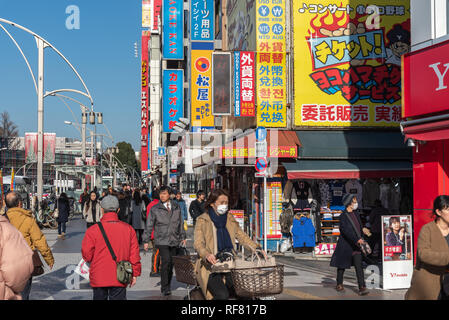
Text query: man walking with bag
143 186 186 296
82 195 141 300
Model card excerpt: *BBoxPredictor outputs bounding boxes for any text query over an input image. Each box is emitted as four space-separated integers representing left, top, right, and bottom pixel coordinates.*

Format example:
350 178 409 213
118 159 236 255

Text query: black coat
330 210 364 269
56 198 70 223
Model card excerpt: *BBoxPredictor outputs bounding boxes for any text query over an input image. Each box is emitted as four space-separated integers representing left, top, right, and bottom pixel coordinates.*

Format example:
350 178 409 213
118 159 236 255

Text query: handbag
141 203 147 222
98 222 133 284
31 250 45 277
176 245 190 256
53 208 59 218
346 212 372 256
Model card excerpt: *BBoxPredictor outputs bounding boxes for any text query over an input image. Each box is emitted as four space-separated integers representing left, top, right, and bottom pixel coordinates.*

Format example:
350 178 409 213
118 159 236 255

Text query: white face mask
352 203 359 210
216 204 228 215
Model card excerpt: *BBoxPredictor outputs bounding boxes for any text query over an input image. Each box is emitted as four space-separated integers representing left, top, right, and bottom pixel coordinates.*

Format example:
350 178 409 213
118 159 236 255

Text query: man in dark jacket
81 195 141 300
188 190 206 226
143 186 186 296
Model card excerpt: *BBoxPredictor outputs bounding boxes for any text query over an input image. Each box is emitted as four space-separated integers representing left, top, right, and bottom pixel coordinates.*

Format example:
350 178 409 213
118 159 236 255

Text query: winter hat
342 194 355 208
100 195 120 212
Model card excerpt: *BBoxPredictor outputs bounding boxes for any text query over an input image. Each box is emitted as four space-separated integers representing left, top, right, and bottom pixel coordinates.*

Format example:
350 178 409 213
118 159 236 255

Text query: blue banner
234 51 241 116
163 69 184 132
163 0 184 60
190 0 214 42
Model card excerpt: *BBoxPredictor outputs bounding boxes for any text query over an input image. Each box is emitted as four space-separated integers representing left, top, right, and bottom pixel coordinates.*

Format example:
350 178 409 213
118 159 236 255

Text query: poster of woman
383 215 412 261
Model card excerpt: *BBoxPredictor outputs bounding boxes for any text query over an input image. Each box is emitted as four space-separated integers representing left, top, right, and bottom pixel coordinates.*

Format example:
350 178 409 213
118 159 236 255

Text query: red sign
314 243 336 256
141 31 150 172
403 39 449 118
153 0 161 32
240 51 255 117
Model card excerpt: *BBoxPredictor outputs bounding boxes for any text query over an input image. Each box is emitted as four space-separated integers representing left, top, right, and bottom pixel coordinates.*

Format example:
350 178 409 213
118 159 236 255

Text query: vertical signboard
163 0 184 60
163 69 184 132
235 51 255 117
152 0 162 32
190 0 215 42
25 133 38 163
382 215 414 289
191 49 214 131
293 0 410 128
141 31 150 172
142 0 152 28
212 52 231 115
267 181 283 238
43 133 56 164
256 0 287 128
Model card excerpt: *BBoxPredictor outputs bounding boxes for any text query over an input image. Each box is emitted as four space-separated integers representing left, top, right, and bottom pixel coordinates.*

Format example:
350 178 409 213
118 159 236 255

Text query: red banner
153 0 161 32
141 31 150 172
240 51 255 117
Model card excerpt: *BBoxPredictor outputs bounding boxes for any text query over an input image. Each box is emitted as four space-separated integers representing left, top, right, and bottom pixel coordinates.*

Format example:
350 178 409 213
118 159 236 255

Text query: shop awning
283 160 413 180
402 118 449 142
295 130 411 160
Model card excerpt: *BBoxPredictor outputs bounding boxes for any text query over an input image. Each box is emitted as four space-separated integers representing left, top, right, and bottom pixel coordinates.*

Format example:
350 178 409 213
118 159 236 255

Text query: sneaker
162 290 172 296
358 287 369 296
335 284 345 292
57 234 62 239
150 272 160 277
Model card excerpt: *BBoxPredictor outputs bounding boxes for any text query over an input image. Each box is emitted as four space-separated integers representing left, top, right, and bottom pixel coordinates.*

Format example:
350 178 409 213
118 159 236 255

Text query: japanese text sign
293 0 410 128
163 0 184 60
141 31 150 171
142 0 152 28
163 69 184 132
191 50 214 131
212 52 231 115
256 0 286 53
190 0 214 42
235 51 256 117
256 52 287 128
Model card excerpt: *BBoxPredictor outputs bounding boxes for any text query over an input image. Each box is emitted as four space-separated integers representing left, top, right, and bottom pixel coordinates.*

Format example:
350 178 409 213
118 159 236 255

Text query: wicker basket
230 264 284 298
172 255 198 286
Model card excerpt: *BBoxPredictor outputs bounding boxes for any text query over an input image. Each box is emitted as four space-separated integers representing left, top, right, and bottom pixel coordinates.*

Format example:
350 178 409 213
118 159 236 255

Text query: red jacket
81 212 141 288
147 200 159 240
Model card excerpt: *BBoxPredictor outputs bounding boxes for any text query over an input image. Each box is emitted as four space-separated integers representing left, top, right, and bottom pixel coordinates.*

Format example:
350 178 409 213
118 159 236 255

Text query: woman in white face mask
193 189 264 300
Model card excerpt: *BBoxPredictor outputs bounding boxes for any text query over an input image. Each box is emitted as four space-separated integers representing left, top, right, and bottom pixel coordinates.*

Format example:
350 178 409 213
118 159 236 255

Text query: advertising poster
191 49 214 132
267 181 283 238
190 0 214 42
162 0 184 60
141 31 150 172
230 210 245 231
382 215 414 289
25 133 55 164
152 0 162 32
314 243 336 256
234 51 256 117
142 0 152 28
43 133 56 164
25 133 38 163
212 52 231 115
226 0 256 51
293 1 411 127
163 69 184 132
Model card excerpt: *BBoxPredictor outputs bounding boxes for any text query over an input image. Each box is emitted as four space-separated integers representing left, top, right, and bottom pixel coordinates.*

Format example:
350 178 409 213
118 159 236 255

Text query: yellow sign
293 0 410 127
256 0 287 128
191 50 214 131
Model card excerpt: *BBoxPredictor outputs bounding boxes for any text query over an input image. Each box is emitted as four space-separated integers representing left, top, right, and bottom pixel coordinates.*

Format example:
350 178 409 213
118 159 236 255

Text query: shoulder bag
141 203 147 222
98 222 133 284
345 212 372 256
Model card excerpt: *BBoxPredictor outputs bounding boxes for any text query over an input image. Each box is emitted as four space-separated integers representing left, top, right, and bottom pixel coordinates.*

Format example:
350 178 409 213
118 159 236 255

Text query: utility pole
36 38 45 205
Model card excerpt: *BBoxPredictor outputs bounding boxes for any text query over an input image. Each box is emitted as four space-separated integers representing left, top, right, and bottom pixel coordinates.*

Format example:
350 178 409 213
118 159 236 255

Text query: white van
2 175 32 209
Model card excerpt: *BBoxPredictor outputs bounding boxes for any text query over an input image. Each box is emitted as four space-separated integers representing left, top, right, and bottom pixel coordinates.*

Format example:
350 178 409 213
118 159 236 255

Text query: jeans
207 272 234 300
157 245 177 293
21 277 33 300
336 254 366 289
93 287 127 300
58 222 66 235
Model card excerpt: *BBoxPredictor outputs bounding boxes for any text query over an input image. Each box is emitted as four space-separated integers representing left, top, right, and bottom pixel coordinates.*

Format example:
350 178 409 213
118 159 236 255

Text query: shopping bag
234 250 276 269
74 258 90 280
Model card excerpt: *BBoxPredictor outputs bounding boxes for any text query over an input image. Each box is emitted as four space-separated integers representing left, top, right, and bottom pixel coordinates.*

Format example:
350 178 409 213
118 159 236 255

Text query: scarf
208 207 233 253
91 200 98 223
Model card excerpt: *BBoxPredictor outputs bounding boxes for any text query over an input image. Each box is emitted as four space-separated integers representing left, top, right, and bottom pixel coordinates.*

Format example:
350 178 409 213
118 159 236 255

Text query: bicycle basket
230 264 284 298
172 255 198 286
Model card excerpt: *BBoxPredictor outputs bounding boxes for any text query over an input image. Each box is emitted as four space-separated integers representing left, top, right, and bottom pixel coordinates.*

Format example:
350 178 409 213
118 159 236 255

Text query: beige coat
405 221 449 300
193 212 260 300
0 215 34 300
83 201 102 223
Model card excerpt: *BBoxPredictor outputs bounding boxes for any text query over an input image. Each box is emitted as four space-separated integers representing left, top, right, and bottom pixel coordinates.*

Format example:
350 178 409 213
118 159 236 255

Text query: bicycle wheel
47 217 58 229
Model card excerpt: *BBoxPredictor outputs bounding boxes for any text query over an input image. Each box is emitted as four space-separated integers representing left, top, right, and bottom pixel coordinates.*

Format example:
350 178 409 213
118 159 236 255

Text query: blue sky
0 0 142 150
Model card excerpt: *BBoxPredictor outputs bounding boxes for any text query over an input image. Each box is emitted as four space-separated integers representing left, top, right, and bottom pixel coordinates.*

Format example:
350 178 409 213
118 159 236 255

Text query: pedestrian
143 186 187 296
83 191 102 229
0 214 34 300
117 191 129 223
142 192 151 209
405 195 449 300
79 188 89 217
367 199 388 259
5 191 54 300
146 189 161 277
81 195 141 300
56 193 70 240
193 189 265 300
131 188 146 244
330 194 369 296
175 192 188 222
189 190 206 227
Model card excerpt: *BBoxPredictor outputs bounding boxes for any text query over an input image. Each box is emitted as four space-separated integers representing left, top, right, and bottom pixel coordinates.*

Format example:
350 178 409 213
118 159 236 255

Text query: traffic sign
158 147 166 156
255 157 268 172
255 127 267 141
255 141 268 158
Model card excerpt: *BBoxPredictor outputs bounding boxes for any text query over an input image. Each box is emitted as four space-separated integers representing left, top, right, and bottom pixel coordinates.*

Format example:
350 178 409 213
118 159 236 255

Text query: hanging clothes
345 180 363 208
329 180 345 207
292 215 316 248
363 179 380 208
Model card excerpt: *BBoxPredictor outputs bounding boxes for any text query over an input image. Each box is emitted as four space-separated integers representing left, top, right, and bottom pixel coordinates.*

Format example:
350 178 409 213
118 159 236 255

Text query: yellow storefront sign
293 0 410 127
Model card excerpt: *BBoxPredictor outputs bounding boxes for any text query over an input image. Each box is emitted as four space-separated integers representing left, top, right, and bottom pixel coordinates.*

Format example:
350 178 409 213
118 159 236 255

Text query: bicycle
34 201 58 230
